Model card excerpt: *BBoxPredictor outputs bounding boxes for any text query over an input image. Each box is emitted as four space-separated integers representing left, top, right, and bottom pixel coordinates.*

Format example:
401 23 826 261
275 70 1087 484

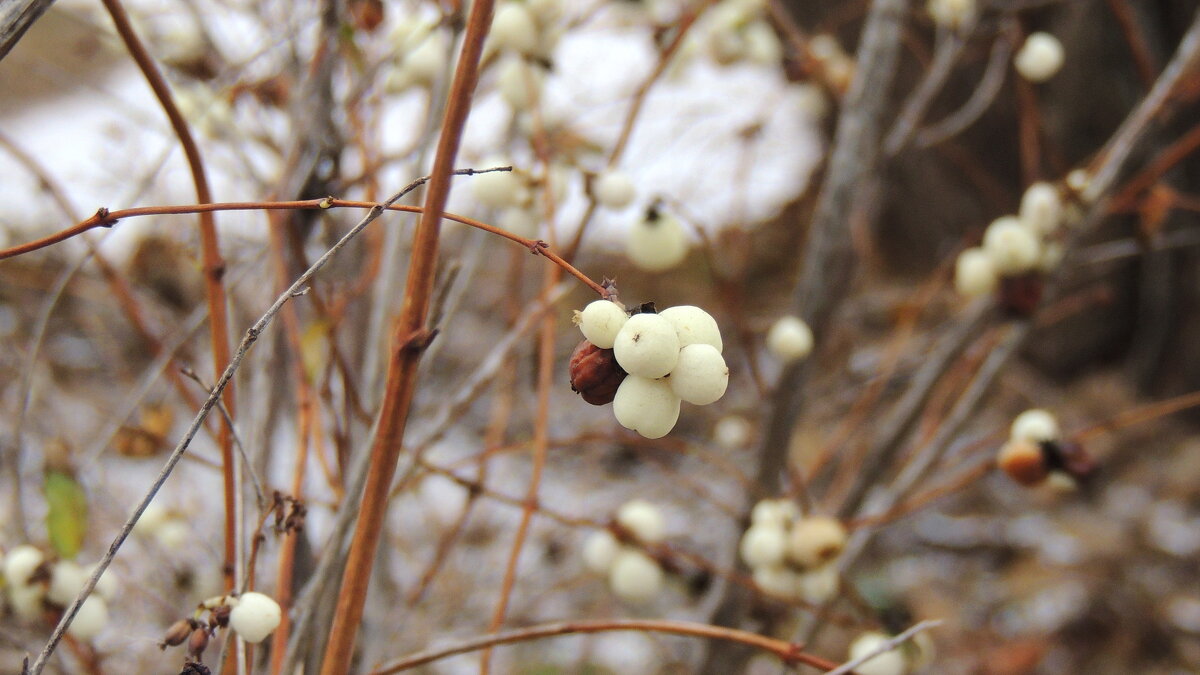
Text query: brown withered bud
348 0 385 32
569 340 627 406
179 661 211 675
187 627 210 661
160 619 194 649
997 440 1049 486
209 604 232 628
1042 440 1098 481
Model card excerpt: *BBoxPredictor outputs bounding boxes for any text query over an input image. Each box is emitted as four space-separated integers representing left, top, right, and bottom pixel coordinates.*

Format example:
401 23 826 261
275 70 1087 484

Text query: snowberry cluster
1 545 116 641
765 315 814 364
571 301 728 438
927 0 975 30
997 409 1096 487
1014 32 1065 83
847 631 932 675
954 181 1070 309
385 16 449 93
582 500 667 604
133 503 193 549
471 160 573 239
161 592 283 662
698 0 782 67
626 204 690 273
739 499 845 604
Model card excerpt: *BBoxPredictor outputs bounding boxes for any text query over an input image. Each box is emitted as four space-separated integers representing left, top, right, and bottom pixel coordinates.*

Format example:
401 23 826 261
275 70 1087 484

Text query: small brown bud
998 440 1049 486
569 340 627 406
160 619 194 649
210 604 232 628
187 627 210 660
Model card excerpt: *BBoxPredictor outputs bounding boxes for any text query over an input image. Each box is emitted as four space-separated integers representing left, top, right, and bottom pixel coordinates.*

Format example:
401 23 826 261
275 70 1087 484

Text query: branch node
400 328 439 353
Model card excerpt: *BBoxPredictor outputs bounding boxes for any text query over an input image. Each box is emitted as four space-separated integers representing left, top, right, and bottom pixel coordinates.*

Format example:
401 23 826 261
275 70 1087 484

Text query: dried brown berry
998 440 1049 486
187 627 210 660
569 340 627 406
160 619 194 649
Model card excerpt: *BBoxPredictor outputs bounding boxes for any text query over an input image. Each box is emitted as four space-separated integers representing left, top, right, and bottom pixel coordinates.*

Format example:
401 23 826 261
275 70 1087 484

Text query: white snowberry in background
387 29 448 92
489 2 540 56
626 207 689 272
89 563 118 601
954 247 998 298
982 216 1041 274
577 300 629 350
668 343 729 405
796 563 840 605
48 560 88 606
787 515 847 569
659 305 723 352
615 499 666 545
155 519 192 549
713 415 753 450
1011 408 1060 443
608 549 664 604
229 591 283 643
1014 32 1065 82
927 0 975 30
613 376 681 439
752 564 799 599
1019 182 1063 234
4 545 45 588
750 498 800 528
582 530 621 574
739 524 787 568
1066 168 1091 196
497 55 546 111
744 20 783 65
848 631 911 675
8 582 45 622
765 315 814 363
67 596 109 642
593 170 637 210
613 313 680 378
471 159 529 209
497 206 540 239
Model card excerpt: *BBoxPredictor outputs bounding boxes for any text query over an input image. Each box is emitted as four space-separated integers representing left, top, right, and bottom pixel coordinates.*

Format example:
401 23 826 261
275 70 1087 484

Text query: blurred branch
0 0 53 63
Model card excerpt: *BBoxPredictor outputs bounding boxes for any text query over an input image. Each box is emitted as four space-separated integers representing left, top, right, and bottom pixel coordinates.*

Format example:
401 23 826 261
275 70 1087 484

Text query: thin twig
825 620 942 675
917 30 1014 149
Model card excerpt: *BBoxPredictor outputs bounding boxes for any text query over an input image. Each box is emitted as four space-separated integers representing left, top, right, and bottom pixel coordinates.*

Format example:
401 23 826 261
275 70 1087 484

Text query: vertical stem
318 2 496 673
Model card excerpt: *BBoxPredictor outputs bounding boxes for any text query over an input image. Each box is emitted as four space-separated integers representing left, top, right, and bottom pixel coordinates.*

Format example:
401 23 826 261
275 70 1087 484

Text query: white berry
8 582 45 622
848 632 910 675
787 516 847 569
752 564 800 600
582 530 621 574
954 247 998 298
133 504 170 536
739 524 787 568
626 209 689 272
1011 408 1060 443
765 316 814 363
498 206 540 239
927 0 975 30
4 545 45 587
1019 182 1062 234
490 2 540 56
593 170 637 210
983 216 1041 274
668 343 729 405
713 415 753 450
48 561 88 606
612 376 681 439
578 300 629 350
1015 32 1064 83
659 305 722 352
472 159 529 209
155 519 191 549
67 596 108 642
613 314 680 379
750 498 800 528
229 591 282 644
608 549 663 604
616 499 666 545
796 564 841 605
497 56 545 110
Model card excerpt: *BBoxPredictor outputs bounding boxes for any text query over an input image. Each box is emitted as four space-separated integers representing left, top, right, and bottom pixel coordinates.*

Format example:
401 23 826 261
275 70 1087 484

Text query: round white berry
8 582 45 622
472 160 528 209
1011 408 1060 442
796 564 840 605
392 30 447 90
745 20 782 65
927 0 975 30
490 2 540 55
1014 32 1064 83
133 504 170 537
750 499 800 528
668 343 729 405
612 376 681 439
954 247 998 298
155 519 191 549
739 524 787 568
48 561 88 606
1066 168 1091 195
67 596 108 641
848 632 910 675
229 591 282 644
578 300 629 350
593 170 636 210
615 499 666 545
4 545 45 587
787 516 847 569
582 530 621 574
982 216 1041 274
1020 182 1062 234
752 564 800 600
527 0 564 25
608 549 663 604
613 313 680 379
626 210 689 272
765 316 814 363
497 56 545 110
659 305 723 352
713 415 752 450
498 206 540 239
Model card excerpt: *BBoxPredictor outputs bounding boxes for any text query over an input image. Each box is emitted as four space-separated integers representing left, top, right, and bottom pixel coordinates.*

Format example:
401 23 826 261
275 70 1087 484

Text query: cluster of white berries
133 503 193 549
2 545 116 641
847 631 931 675
626 205 690 272
385 16 449 93
954 181 1068 299
927 0 976 31
575 301 728 438
698 0 782 67
163 591 284 659
1014 32 1065 83
471 161 573 239
739 499 845 604
582 500 667 604
765 315 815 364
